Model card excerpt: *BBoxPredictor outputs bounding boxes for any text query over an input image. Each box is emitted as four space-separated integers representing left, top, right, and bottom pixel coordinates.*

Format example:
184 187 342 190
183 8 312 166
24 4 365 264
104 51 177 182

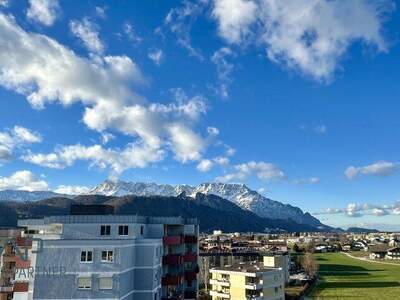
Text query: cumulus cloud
0 126 42 161
0 13 215 174
197 159 213 172
70 18 105 54
316 201 400 218
196 155 230 172
345 161 399 179
54 185 90 195
22 143 165 177
0 0 9 8
212 0 257 44
0 170 48 191
148 49 163 65
164 0 206 60
27 0 60 26
216 161 285 182
212 0 393 81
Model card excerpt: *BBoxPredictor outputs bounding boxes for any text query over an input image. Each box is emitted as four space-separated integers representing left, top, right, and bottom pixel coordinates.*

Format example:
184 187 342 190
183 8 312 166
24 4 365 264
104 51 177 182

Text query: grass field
309 252 400 299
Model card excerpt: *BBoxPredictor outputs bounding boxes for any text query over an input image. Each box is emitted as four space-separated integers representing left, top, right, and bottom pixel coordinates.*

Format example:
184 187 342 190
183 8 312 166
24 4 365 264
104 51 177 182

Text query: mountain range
89 181 323 227
0 180 331 231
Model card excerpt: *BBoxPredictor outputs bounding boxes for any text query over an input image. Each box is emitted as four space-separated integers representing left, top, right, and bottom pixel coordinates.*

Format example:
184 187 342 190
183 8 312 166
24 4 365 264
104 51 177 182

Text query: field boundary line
342 252 400 267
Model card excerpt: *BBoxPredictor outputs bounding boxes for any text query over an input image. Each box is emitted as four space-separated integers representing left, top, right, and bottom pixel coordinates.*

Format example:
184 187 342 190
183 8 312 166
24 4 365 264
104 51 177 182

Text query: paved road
343 251 400 266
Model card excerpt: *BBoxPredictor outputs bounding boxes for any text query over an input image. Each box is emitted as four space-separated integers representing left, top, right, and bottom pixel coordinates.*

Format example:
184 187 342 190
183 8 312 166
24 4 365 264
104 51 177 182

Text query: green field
309 252 400 299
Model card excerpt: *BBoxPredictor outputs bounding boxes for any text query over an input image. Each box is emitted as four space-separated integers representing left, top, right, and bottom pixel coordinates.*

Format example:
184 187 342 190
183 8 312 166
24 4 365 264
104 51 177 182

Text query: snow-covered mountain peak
89 180 322 227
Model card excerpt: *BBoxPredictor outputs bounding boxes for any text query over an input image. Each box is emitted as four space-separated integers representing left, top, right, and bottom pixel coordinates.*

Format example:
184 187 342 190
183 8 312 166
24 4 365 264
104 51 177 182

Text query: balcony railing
183 252 197 262
210 290 230 299
209 279 230 287
0 286 13 293
184 290 197 299
161 295 184 300
13 283 29 293
244 282 263 290
184 235 197 244
162 274 183 286
163 254 183 265
163 235 183 246
184 271 197 281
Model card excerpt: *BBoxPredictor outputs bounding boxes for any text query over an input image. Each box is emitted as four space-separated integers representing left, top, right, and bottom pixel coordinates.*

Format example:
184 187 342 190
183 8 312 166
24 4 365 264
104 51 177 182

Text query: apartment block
0 229 22 300
15 214 199 300
209 263 284 300
262 252 290 283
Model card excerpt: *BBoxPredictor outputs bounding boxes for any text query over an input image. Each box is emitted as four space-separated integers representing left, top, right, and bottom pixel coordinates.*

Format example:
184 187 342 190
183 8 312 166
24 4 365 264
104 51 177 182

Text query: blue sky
0 0 400 230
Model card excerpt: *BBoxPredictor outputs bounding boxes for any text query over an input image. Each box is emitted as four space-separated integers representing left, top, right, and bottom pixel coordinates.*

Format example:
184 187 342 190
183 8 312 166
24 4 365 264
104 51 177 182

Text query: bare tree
302 253 319 278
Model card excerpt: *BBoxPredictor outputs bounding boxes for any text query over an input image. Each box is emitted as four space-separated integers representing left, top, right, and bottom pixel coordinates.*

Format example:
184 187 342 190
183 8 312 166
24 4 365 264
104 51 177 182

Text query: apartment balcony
163 235 183 246
161 295 184 300
13 282 29 293
163 254 183 265
184 271 197 281
0 285 13 293
183 252 197 262
209 279 230 287
184 290 197 299
184 235 197 244
15 237 32 247
210 290 230 299
162 274 183 286
244 281 263 290
2 254 15 263
246 296 262 300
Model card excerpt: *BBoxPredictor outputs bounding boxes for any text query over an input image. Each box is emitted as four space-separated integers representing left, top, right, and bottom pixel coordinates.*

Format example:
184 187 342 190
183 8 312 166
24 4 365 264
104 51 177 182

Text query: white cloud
95 6 107 19
345 161 399 179
0 126 41 161
0 0 9 8
164 0 206 60
212 0 257 44
0 13 215 174
0 170 48 191
13 126 42 143
216 161 285 182
148 49 163 65
314 125 327 134
70 18 104 54
212 0 392 81
293 177 320 185
211 47 235 98
123 21 142 44
100 132 115 144
27 0 60 26
168 123 204 162
22 143 165 177
197 159 214 172
54 185 90 195
316 201 400 218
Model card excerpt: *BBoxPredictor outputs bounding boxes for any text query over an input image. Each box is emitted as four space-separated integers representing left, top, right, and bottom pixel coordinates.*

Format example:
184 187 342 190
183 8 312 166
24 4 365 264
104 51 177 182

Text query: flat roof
18 215 198 226
211 262 281 274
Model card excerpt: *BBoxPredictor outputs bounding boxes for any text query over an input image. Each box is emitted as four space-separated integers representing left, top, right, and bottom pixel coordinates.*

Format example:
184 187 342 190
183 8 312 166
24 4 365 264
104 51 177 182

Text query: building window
140 225 144 235
275 286 279 293
118 225 129 236
77 277 91 289
101 225 111 236
101 250 114 263
80 251 93 263
99 277 113 290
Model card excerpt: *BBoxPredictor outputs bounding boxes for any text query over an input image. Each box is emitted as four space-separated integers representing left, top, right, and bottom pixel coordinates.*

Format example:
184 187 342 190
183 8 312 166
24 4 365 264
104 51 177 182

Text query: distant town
1 204 399 300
